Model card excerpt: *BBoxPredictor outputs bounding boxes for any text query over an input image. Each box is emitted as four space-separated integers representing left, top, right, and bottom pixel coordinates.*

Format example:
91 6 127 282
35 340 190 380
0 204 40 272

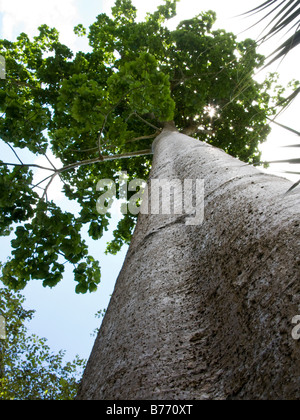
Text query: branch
6 143 24 165
41 151 57 170
32 174 54 189
97 85 149 157
103 149 153 161
1 146 153 202
42 173 58 201
0 162 56 172
133 112 163 131
58 149 153 175
97 115 107 159
182 124 215 136
125 133 159 144
68 133 159 154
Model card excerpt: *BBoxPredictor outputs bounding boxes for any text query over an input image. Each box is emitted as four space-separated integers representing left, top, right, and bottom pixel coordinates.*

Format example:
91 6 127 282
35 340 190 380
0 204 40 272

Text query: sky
0 0 299 362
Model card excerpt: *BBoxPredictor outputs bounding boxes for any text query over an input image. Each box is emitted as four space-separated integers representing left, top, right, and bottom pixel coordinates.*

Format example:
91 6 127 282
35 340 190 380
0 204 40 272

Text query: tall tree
77 124 300 400
0 0 299 399
0 0 290 292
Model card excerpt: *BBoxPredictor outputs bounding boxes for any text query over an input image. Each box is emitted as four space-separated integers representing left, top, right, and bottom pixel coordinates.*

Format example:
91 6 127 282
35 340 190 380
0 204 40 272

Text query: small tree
0 283 85 400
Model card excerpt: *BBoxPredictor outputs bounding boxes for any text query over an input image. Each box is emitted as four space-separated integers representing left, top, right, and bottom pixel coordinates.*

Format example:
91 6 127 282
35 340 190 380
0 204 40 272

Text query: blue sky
0 0 299 362
0 141 129 360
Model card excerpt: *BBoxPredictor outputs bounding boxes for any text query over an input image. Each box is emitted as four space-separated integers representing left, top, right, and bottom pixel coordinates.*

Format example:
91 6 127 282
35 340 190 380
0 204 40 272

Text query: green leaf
75 283 88 294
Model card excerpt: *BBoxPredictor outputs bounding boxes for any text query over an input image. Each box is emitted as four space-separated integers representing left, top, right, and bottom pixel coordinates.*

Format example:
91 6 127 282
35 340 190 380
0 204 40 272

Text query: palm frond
274 87 300 110
244 0 300 64
282 170 300 194
265 158 300 163
266 28 300 65
259 1 300 41
243 0 300 112
242 0 286 17
255 162 300 193
285 178 300 194
267 116 300 135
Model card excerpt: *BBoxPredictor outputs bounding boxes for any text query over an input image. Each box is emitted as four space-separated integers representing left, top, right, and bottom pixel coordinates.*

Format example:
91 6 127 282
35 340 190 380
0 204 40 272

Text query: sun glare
205 105 217 119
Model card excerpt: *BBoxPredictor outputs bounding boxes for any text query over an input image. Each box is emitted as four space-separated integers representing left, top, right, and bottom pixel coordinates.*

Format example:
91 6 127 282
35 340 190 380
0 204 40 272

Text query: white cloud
33 151 65 202
0 0 78 47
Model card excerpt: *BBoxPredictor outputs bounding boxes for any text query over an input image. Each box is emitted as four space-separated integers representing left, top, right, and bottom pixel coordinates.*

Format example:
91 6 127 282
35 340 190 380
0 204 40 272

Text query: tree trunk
77 125 300 400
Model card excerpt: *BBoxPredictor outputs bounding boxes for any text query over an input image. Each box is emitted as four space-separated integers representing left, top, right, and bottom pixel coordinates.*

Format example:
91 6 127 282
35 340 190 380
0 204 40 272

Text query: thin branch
0 162 56 172
2 148 152 204
97 85 149 157
68 146 99 154
6 143 24 165
58 149 153 175
182 125 215 136
32 174 54 189
102 149 153 161
42 173 58 201
69 133 159 154
57 173 69 190
42 152 57 171
97 115 107 158
133 112 163 131
125 133 159 144
34 185 46 192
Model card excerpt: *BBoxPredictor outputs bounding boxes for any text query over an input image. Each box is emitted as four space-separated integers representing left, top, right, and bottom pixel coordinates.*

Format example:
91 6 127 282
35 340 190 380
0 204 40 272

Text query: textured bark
77 127 300 400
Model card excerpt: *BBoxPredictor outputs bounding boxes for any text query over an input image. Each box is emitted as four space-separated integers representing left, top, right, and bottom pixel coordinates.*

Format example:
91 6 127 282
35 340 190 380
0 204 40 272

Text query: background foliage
0 281 85 400
0 0 293 292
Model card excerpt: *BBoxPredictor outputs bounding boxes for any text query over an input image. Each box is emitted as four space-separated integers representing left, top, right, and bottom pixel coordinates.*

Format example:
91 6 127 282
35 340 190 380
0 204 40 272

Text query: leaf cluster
0 166 38 236
1 201 101 294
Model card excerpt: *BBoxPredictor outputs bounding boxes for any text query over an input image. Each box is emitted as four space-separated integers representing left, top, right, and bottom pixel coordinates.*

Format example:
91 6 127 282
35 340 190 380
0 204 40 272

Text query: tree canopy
0 0 292 293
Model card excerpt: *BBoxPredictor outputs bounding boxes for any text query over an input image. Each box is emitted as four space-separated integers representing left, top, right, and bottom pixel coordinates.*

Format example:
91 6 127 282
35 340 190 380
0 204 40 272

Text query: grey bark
77 126 300 400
